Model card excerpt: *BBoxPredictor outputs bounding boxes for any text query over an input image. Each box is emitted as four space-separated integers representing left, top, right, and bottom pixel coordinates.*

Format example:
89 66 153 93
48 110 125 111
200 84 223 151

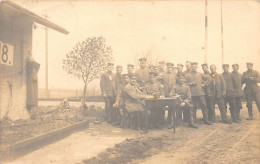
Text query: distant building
0 1 68 120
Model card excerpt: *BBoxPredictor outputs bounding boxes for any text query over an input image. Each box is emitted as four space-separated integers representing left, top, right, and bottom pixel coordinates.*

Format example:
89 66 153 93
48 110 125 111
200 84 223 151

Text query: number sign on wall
0 41 14 66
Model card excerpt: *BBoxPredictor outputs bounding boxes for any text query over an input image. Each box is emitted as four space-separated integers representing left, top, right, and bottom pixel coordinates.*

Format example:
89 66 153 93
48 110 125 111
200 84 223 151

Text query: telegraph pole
220 0 224 65
44 14 49 98
204 0 208 63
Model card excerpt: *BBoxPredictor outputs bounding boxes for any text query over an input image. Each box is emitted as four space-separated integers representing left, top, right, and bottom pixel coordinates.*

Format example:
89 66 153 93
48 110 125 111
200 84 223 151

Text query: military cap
149 72 156 76
107 63 114 66
159 61 165 64
122 74 129 77
201 63 208 67
127 64 134 68
190 62 198 65
130 75 137 79
246 62 253 66
139 57 147 61
177 63 183 67
222 64 229 67
232 63 239 67
166 62 174 67
116 65 123 69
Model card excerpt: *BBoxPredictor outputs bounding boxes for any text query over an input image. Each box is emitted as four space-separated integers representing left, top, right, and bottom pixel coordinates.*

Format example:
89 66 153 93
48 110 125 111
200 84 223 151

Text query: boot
246 115 253 120
222 119 232 124
204 120 213 125
189 117 198 129
237 110 242 121
231 110 239 123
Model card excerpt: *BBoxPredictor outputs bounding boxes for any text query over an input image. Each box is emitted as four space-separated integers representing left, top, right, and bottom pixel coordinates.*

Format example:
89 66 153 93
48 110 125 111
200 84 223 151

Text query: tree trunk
82 84 87 107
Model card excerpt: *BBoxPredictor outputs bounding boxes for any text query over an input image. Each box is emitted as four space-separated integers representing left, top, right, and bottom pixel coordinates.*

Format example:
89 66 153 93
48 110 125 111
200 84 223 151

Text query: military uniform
158 72 176 97
170 81 198 128
145 80 164 127
100 69 116 122
242 65 260 119
124 82 149 131
185 69 211 124
208 73 231 123
222 67 239 122
231 66 243 120
135 68 150 87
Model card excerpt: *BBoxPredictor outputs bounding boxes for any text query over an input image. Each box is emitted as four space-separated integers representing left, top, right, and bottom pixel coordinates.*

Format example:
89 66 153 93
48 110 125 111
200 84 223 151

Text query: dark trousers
177 102 194 124
224 96 237 121
246 91 260 116
205 94 212 116
210 96 228 121
105 96 115 122
191 96 208 121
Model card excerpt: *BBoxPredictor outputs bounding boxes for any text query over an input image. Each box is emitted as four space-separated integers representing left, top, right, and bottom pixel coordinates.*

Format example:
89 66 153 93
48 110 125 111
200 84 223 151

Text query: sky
13 0 260 90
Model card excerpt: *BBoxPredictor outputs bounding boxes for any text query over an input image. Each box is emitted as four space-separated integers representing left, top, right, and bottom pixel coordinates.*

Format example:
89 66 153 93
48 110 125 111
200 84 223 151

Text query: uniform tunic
222 72 236 97
135 68 150 86
231 71 243 97
158 72 176 97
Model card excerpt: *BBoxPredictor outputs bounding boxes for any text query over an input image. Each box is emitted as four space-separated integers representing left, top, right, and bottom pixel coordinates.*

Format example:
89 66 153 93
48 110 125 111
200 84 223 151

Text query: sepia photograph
0 0 259 163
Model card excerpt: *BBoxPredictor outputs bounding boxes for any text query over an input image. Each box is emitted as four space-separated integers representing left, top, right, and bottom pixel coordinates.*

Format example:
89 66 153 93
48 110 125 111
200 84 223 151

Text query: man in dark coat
135 58 150 87
222 64 239 123
100 63 116 123
209 65 231 124
170 76 198 128
26 57 40 111
201 63 212 121
242 62 260 120
185 62 212 125
231 64 243 121
124 75 153 132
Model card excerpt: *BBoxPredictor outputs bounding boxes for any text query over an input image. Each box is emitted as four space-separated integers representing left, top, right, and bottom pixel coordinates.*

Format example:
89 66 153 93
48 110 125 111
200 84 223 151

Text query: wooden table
145 98 179 132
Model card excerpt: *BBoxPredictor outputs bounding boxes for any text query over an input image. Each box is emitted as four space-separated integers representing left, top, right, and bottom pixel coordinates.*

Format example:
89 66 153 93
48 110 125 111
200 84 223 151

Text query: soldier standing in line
231 64 243 121
153 65 160 77
173 66 178 75
242 62 260 120
208 64 232 124
127 64 135 78
176 63 185 78
135 58 150 87
170 77 198 129
185 62 212 125
145 72 165 128
222 64 239 123
100 63 116 123
113 65 125 125
184 61 192 75
158 61 166 75
201 63 212 121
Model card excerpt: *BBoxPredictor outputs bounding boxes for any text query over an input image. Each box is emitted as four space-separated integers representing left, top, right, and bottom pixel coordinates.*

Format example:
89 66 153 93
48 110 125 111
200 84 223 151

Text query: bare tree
63 36 113 107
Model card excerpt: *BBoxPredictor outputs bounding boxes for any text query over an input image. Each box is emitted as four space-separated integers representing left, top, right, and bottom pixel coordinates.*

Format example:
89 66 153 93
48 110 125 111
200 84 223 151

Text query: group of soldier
100 58 260 132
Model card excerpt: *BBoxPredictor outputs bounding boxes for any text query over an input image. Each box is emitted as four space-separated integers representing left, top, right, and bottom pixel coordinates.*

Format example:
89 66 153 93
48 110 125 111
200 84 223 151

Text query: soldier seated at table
123 75 153 132
144 72 165 128
170 77 198 129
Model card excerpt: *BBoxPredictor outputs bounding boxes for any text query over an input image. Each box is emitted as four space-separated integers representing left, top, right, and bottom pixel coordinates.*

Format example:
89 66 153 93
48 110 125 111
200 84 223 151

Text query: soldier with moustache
242 62 260 120
185 62 212 125
100 63 116 123
176 63 185 78
127 64 135 78
231 64 243 121
135 58 150 87
222 64 239 123
124 75 153 132
208 65 232 124
184 61 192 75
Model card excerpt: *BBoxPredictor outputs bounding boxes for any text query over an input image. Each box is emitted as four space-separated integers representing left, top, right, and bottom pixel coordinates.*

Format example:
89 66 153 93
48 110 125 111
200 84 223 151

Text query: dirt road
83 105 260 164
4 104 259 164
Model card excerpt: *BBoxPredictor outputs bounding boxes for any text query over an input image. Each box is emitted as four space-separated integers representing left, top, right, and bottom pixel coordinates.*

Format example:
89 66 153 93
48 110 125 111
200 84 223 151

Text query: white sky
14 0 260 89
